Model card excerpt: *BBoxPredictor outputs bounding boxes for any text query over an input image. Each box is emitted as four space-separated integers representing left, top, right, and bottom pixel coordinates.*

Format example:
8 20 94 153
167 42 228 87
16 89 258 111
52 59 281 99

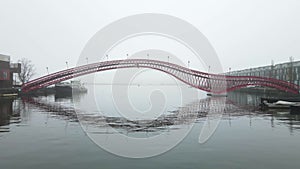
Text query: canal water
1 85 300 169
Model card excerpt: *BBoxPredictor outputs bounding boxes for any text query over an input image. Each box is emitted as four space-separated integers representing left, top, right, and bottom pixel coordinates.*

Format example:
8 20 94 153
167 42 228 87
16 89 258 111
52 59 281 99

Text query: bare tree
18 58 36 84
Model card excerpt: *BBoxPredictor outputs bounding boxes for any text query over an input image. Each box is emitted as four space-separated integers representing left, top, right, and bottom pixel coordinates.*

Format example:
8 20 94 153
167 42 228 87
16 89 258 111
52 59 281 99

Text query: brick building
0 54 21 89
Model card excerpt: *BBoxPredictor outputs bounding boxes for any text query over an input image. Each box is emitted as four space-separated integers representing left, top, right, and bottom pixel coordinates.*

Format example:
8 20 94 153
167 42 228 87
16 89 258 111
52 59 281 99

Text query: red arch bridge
21 59 300 94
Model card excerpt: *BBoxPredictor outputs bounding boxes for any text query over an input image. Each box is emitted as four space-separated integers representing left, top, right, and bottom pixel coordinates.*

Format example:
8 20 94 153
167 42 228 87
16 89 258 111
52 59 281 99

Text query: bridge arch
22 59 299 94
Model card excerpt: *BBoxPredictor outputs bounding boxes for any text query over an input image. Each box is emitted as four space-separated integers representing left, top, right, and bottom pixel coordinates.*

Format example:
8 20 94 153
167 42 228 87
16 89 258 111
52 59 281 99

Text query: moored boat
262 100 297 109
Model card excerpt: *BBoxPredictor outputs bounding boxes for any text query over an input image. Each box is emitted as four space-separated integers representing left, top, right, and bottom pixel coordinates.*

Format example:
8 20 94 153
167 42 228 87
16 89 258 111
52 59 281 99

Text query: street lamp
86 57 88 64
167 56 170 62
229 67 231 75
188 60 190 68
289 56 294 83
106 54 108 60
147 54 149 60
46 67 49 75
66 61 68 69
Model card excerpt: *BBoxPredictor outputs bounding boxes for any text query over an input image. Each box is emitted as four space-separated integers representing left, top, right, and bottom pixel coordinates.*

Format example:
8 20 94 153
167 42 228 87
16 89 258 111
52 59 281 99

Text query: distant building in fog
0 54 21 89
228 59 300 85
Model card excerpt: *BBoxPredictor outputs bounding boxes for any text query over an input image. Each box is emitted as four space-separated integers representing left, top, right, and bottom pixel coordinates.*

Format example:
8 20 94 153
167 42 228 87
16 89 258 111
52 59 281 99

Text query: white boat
207 93 227 97
262 100 297 109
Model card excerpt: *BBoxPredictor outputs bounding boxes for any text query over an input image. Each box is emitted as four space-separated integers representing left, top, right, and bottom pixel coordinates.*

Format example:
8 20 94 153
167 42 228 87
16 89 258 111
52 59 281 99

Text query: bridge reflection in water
1 92 300 137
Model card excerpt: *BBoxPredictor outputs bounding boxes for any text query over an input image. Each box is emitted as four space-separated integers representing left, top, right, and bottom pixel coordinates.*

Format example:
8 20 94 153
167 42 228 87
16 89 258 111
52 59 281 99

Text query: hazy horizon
0 0 299 78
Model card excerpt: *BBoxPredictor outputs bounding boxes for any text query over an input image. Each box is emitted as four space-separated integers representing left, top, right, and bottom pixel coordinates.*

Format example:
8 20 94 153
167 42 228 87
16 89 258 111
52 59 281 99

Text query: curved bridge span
22 59 300 94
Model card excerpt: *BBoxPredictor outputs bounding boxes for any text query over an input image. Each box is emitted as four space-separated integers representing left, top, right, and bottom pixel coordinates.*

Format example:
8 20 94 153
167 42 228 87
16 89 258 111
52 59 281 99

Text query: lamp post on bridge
106 54 108 60
229 67 231 75
46 67 49 75
66 61 68 69
167 56 170 62
147 54 149 60
289 56 294 84
188 60 190 68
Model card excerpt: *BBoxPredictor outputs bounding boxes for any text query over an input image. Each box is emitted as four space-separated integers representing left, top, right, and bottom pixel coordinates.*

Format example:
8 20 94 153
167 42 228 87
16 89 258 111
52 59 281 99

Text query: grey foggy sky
0 0 299 78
